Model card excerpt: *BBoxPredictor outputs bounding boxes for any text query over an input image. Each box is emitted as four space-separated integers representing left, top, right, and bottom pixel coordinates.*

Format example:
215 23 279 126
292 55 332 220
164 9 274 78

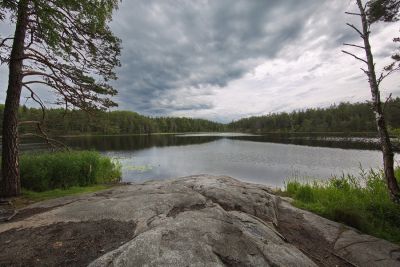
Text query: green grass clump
284 168 400 243
20 151 121 192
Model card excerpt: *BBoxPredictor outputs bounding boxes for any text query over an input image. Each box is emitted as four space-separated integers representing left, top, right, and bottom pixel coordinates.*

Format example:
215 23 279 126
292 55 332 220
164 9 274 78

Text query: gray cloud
110 0 354 118
1 0 399 122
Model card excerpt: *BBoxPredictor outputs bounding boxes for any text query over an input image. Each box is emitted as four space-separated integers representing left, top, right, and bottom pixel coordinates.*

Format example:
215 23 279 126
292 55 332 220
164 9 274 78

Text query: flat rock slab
0 175 399 266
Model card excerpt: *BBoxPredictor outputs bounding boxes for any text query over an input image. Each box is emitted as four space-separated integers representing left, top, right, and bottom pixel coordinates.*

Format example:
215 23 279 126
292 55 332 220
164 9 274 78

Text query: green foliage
1 0 121 111
3 98 400 136
294 184 315 203
20 151 121 191
0 105 226 135
390 127 400 137
0 0 17 20
368 0 400 22
284 169 400 243
367 1 400 75
2 99 400 136
229 98 400 133
285 180 301 196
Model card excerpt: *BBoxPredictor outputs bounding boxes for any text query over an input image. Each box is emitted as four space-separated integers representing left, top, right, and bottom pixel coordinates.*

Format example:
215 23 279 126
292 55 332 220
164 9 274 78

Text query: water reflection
59 132 399 152
229 134 383 151
17 133 400 187
61 135 222 151
54 133 399 187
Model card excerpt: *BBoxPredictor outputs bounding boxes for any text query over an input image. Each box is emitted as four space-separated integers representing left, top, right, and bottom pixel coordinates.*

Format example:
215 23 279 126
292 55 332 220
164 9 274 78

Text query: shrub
284 168 400 244
20 151 121 192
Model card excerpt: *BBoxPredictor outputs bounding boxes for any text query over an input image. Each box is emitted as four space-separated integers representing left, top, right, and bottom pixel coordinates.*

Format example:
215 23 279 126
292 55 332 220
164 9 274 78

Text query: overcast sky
1 0 400 122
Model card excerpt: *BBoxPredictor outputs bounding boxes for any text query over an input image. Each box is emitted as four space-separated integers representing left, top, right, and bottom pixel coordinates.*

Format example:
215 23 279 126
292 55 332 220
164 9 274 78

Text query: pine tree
0 0 121 197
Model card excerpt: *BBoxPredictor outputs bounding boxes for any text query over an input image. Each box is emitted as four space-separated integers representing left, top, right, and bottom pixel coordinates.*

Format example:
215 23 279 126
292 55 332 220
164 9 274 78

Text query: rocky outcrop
0 175 399 266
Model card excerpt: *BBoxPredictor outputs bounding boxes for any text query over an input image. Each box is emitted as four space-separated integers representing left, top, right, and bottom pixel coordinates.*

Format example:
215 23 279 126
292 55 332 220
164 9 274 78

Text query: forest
0 105 226 135
229 98 400 134
1 97 400 136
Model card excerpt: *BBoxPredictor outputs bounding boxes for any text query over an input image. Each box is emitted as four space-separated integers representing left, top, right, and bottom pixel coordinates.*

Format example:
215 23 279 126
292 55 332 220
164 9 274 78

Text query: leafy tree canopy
0 0 121 110
368 0 400 22
367 0 400 74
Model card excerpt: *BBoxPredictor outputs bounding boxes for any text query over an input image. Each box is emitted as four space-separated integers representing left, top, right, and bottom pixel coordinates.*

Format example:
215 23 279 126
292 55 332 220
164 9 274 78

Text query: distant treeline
1 98 400 136
0 105 225 135
228 98 400 133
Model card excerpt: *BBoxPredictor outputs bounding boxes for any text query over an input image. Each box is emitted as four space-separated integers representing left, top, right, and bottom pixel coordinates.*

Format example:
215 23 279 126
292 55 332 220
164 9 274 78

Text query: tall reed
20 151 121 192
284 168 400 243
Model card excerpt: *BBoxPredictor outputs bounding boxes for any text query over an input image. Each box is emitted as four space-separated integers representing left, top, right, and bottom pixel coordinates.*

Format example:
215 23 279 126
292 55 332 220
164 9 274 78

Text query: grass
281 168 400 244
13 185 112 208
20 150 121 192
21 185 111 201
9 150 122 207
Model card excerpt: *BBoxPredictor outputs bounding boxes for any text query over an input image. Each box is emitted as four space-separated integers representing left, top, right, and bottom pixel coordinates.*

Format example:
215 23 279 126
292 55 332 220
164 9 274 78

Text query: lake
46 132 399 188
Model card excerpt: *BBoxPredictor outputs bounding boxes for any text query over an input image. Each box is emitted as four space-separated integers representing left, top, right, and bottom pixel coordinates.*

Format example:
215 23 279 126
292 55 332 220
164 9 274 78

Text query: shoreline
15 131 386 139
0 175 399 266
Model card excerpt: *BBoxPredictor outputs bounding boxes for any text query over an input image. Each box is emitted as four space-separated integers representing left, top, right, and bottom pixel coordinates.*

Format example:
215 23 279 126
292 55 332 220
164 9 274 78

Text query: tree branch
346 23 365 38
342 50 368 64
0 37 14 48
383 93 393 113
343 43 365 49
21 84 69 151
378 65 400 85
20 132 69 151
360 67 369 75
345 11 361 16
22 83 46 121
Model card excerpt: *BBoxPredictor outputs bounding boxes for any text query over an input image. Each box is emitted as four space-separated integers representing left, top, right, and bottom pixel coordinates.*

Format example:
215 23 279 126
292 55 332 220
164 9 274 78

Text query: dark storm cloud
110 0 351 116
3 0 394 121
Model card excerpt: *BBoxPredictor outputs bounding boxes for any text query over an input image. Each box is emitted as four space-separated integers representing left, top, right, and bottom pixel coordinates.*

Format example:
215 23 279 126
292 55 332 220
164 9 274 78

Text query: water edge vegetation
19 151 121 192
280 168 400 243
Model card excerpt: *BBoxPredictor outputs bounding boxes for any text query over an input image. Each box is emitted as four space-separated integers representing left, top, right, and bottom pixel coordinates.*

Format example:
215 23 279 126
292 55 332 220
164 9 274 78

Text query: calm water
51 133 400 187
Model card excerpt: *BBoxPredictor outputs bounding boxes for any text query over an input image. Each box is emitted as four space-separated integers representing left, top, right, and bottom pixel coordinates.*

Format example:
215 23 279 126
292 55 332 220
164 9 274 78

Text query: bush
284 168 400 243
20 151 121 192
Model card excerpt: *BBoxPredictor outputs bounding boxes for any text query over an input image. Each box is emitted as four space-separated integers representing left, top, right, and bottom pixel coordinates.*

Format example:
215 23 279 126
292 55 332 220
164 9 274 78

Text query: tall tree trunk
357 0 400 202
1 0 29 198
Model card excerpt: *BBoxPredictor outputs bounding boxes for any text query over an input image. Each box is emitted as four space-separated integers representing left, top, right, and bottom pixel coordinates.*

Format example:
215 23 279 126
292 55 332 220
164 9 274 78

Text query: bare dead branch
342 50 368 64
360 67 369 75
22 83 46 120
377 72 384 85
343 43 365 49
378 65 400 86
20 88 68 151
0 37 14 48
345 11 361 16
383 93 393 113
22 81 69 152
346 23 365 38
24 29 34 49
20 132 69 151
363 2 368 13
